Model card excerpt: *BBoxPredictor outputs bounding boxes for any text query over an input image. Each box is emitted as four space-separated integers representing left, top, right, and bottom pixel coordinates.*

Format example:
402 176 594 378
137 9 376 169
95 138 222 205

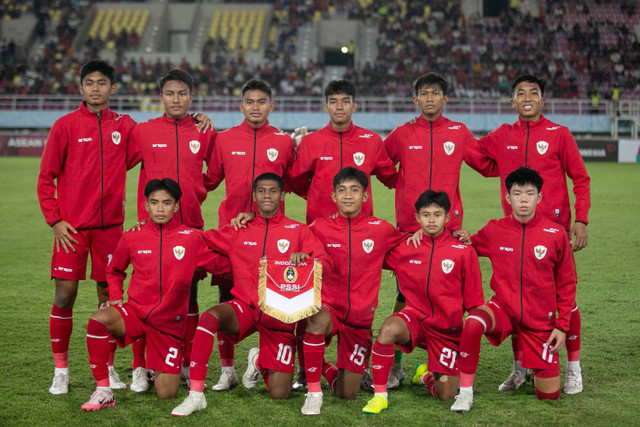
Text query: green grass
0 158 639 425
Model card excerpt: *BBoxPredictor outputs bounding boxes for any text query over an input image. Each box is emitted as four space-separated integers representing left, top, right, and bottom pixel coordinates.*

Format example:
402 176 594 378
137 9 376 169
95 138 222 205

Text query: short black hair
253 172 284 191
505 167 544 192
333 167 368 190
414 190 450 213
511 74 546 97
158 69 194 93
242 78 272 99
144 178 182 201
80 60 115 84
413 73 449 96
324 79 357 102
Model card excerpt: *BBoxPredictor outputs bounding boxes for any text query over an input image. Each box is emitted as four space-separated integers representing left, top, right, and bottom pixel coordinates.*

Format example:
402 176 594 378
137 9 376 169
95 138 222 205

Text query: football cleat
564 370 583 394
411 363 429 385
292 367 307 391
108 367 127 390
450 390 473 413
49 372 69 395
211 369 239 391
171 390 206 417
130 367 150 393
387 363 406 389
498 368 530 391
362 394 388 414
301 392 323 415
242 348 260 389
81 388 115 411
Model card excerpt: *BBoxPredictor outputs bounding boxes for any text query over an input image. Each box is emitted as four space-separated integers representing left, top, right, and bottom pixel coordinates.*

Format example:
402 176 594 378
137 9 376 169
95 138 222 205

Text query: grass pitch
0 158 638 426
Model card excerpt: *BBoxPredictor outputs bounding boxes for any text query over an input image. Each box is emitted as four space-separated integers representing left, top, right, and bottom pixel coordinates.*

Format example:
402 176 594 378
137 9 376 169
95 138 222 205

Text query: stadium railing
0 95 636 117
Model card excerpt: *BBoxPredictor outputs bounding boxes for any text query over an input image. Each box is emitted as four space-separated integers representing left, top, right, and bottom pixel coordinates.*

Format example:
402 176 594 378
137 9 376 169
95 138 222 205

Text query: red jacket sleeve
372 136 398 189
195 234 231 275
559 129 591 224
37 120 68 226
470 221 492 258
126 122 142 170
202 226 234 255
287 136 314 198
205 137 225 192
299 224 333 272
106 235 130 301
462 248 485 312
464 130 498 178
202 129 218 191
383 126 402 166
553 233 577 332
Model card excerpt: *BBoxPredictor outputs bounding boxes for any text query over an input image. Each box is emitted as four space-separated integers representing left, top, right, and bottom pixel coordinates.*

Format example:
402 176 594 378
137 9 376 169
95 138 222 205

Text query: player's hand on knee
101 299 123 309
52 220 78 253
546 328 566 354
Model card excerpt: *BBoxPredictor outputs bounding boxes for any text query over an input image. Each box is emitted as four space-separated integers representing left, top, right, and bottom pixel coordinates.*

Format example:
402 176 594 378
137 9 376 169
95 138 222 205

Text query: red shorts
50 225 122 282
324 305 372 374
224 299 296 373
392 307 460 376
485 300 560 372
113 303 183 375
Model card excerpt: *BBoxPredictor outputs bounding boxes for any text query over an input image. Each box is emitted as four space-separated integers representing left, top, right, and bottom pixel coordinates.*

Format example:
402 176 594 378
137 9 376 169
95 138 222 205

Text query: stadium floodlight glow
341 46 349 54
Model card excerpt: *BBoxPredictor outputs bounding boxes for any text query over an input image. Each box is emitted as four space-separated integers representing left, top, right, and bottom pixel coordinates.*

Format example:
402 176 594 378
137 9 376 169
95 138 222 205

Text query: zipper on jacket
428 121 433 189
339 131 343 169
519 222 525 326
425 236 435 317
175 120 183 224
97 114 104 227
250 128 257 212
343 217 352 321
262 216 269 257
145 224 164 321
524 121 530 167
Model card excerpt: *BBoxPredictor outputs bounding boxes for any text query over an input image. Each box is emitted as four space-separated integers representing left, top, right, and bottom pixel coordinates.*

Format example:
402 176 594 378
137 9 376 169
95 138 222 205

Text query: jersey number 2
165 347 179 367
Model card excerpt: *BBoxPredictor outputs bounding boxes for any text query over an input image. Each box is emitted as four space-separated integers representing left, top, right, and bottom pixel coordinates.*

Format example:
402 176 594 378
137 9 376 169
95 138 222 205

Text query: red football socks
371 341 394 394
189 312 219 390
50 305 73 367
303 332 325 393
86 319 110 387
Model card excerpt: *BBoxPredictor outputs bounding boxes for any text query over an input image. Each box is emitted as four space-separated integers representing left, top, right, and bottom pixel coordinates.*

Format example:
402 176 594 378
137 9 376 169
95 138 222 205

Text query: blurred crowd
1 0 639 100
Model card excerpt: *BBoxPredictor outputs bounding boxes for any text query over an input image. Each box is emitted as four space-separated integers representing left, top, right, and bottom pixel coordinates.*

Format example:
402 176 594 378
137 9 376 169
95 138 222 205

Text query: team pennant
258 258 322 323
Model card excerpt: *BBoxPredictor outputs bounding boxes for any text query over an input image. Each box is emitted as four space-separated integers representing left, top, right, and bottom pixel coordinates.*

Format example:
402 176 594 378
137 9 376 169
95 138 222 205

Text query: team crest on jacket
537 141 549 155
190 140 201 154
267 148 279 162
353 152 365 166
442 259 454 274
443 142 455 155
277 239 290 253
534 245 547 260
111 131 121 145
362 239 374 253
283 266 298 283
173 246 185 260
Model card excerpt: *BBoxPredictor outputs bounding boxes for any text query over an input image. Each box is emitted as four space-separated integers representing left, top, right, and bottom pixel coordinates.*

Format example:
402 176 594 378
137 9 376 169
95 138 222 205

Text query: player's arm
202 129 218 191
553 234 578 334
372 136 398 189
383 126 402 167
560 129 590 251
464 130 498 177
202 226 234 255
125 124 143 170
299 225 333 271
106 236 131 305
204 139 225 191
287 136 314 198
469 221 493 257
196 233 232 275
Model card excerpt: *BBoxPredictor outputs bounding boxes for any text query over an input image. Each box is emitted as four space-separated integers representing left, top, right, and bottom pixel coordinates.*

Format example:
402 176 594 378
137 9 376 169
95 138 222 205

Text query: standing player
80 178 229 411
383 73 495 387
450 167 577 412
478 74 590 394
205 79 296 391
300 168 407 415
362 190 484 414
289 78 397 225
171 173 332 417
126 69 217 391
38 60 136 394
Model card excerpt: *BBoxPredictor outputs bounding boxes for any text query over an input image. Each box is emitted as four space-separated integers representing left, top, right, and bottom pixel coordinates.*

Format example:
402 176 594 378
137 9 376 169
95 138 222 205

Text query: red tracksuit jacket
384 114 496 232
38 102 136 229
478 115 591 231
127 114 217 229
207 120 295 227
309 213 406 328
107 218 230 338
384 231 484 339
290 122 398 224
202 211 332 309
471 214 577 332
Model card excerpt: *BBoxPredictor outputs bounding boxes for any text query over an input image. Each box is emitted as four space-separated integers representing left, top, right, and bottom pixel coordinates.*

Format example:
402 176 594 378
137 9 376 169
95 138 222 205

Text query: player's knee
155 386 178 399
336 388 358 400
465 306 493 335
268 386 290 400
306 309 330 333
376 320 402 344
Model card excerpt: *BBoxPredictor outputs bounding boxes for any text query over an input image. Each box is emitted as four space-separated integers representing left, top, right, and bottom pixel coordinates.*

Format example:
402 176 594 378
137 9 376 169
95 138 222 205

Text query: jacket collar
240 119 271 134
324 121 356 137
78 101 112 119
416 114 446 128
253 210 286 226
514 114 549 131
145 215 182 234
160 114 194 126
507 213 543 228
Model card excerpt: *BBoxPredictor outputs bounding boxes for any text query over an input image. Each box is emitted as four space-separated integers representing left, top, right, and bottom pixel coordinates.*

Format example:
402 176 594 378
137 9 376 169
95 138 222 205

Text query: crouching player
450 167 577 413
362 190 484 414
171 173 331 417
300 167 407 415
80 178 229 411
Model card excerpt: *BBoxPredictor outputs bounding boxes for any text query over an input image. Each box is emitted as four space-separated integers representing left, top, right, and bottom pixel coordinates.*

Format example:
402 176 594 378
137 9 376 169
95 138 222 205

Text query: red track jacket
107 218 230 338
384 114 496 232
202 211 332 308
290 122 398 224
207 120 295 227
385 231 484 339
309 213 406 328
471 214 577 332
38 102 136 229
478 115 591 231
127 114 217 229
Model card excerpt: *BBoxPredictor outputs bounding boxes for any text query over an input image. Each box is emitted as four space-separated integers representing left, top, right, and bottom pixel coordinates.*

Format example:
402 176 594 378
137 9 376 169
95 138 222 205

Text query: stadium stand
0 0 638 106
